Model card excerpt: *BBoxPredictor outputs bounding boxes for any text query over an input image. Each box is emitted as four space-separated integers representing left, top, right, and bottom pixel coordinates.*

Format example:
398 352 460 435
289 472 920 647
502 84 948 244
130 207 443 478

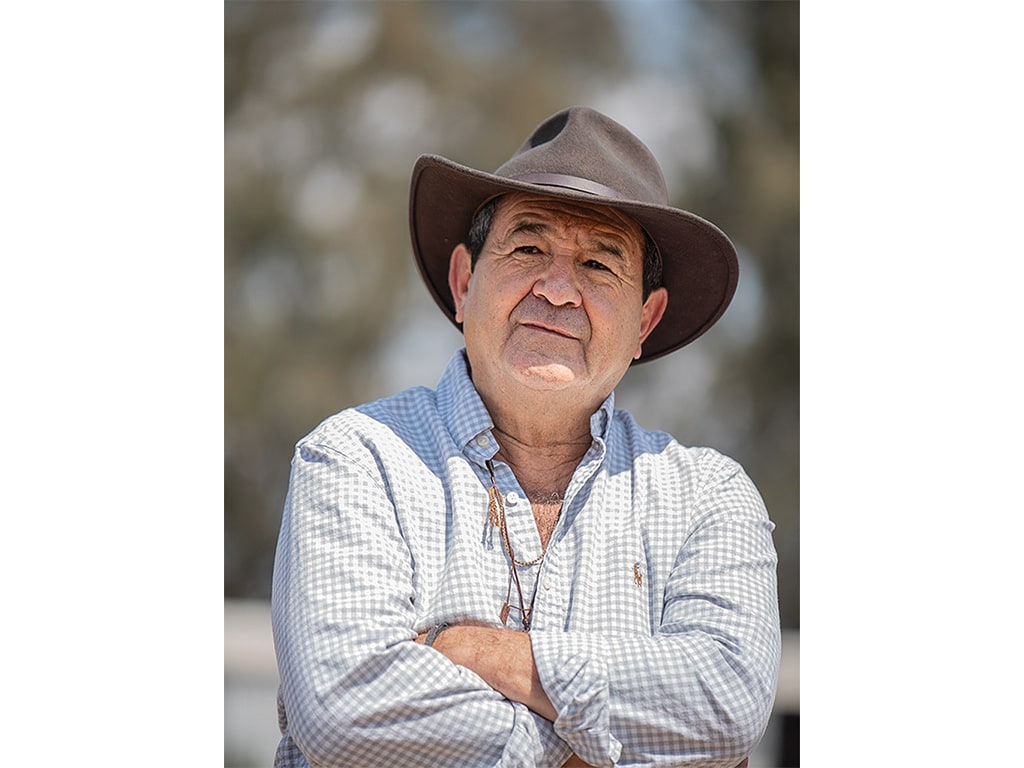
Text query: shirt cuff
531 631 623 767
497 701 571 768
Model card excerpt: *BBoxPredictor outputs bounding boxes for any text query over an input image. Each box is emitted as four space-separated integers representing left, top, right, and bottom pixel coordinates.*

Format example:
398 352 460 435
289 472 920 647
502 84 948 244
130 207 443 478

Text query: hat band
507 172 627 200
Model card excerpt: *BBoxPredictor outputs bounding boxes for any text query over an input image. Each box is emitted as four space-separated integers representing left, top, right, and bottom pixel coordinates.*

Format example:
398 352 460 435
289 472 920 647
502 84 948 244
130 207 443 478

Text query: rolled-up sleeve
531 452 781 767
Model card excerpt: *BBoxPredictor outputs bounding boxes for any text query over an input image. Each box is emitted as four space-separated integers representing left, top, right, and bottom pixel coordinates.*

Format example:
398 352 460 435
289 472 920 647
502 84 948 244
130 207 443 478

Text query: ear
448 243 474 323
634 287 669 359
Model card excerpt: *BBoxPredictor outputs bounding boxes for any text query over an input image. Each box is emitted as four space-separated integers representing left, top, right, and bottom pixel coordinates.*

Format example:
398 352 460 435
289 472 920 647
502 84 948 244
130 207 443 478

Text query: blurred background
225 1 798 765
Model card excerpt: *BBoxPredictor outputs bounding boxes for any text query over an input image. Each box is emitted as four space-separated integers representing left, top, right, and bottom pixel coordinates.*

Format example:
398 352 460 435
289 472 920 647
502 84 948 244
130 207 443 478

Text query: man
271 106 780 767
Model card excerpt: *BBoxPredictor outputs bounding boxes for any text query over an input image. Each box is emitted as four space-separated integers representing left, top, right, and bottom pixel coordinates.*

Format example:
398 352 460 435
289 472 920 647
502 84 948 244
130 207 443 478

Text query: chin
517 362 578 387
504 345 584 387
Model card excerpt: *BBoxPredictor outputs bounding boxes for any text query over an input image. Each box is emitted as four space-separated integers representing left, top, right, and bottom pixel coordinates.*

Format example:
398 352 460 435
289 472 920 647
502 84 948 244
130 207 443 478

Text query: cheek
473 272 528 317
589 299 644 347
461 282 509 338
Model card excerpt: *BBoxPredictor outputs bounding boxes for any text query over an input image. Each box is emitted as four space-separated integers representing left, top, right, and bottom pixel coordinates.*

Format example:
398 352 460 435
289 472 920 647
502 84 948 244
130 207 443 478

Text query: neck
486 409 593 500
465 355 608 493
477 376 605 444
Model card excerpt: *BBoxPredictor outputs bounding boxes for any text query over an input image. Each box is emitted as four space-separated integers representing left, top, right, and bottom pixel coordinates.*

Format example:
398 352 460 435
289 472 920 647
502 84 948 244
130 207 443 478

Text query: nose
532 254 581 307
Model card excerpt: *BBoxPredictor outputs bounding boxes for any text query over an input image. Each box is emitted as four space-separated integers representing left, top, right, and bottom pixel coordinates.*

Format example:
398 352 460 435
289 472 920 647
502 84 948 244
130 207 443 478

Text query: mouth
519 321 579 340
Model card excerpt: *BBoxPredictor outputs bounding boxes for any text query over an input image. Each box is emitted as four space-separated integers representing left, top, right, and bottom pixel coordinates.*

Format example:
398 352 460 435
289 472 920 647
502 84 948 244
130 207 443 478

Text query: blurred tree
718 0 798 629
224 0 799 629
690 0 800 627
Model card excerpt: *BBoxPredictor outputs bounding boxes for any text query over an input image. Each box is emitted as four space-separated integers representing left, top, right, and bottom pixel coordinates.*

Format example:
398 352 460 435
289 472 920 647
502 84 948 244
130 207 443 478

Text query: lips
511 296 589 342
519 320 579 340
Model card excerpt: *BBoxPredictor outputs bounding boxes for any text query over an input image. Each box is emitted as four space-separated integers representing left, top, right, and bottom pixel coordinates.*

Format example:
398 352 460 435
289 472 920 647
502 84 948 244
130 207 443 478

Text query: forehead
490 192 646 256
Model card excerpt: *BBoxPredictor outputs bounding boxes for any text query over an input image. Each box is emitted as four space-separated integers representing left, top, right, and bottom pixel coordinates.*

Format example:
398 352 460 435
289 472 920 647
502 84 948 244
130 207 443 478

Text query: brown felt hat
409 106 738 363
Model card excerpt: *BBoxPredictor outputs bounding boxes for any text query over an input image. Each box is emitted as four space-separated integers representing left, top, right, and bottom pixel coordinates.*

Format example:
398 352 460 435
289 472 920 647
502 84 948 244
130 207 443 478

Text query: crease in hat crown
492 107 670 206
408 105 739 363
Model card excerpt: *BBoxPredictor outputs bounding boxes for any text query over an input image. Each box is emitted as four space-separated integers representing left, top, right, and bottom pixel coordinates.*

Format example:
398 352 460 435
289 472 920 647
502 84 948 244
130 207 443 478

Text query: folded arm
272 442 570 767
533 455 780 767
420 454 779 768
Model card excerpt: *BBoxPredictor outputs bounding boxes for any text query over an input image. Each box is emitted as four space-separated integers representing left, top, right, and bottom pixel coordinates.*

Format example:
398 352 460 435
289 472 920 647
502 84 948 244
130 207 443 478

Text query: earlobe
635 287 669 359
448 244 474 323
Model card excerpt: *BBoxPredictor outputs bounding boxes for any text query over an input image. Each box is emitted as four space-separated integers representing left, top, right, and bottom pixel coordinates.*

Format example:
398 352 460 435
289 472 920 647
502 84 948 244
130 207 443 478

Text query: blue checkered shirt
271 350 780 767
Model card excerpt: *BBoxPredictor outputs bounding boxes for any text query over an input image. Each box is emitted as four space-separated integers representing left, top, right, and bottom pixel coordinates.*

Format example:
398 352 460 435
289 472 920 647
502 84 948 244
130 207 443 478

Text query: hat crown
494 107 669 206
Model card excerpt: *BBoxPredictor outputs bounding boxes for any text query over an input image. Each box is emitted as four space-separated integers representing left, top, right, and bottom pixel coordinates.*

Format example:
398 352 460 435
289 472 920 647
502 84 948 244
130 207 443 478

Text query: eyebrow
504 219 549 241
504 218 630 263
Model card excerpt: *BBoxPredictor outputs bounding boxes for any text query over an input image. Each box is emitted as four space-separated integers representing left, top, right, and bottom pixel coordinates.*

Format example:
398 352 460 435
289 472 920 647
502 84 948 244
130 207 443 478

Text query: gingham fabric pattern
271 350 780 767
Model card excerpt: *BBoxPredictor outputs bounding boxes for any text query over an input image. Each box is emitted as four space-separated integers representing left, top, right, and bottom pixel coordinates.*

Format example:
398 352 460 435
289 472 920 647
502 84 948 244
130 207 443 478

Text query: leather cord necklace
486 459 561 631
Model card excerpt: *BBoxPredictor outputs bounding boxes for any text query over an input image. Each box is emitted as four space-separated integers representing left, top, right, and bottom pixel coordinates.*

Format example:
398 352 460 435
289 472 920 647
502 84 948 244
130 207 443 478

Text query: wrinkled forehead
490 192 647 256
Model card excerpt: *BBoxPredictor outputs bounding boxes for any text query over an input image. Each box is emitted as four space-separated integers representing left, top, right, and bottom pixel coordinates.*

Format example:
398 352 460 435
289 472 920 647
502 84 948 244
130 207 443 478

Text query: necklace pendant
500 603 510 625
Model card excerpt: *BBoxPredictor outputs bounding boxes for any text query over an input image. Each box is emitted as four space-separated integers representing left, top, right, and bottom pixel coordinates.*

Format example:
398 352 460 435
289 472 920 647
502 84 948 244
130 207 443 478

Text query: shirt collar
436 348 616 459
436 350 498 460
591 390 614 440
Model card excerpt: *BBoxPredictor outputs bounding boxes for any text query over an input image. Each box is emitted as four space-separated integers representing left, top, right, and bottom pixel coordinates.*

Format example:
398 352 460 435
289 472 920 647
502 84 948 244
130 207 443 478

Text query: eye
583 258 611 272
513 245 542 255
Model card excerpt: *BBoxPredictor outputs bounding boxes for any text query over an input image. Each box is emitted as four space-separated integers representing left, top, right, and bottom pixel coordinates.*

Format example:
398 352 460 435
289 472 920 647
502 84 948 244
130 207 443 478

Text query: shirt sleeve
271 440 571 768
531 451 781 767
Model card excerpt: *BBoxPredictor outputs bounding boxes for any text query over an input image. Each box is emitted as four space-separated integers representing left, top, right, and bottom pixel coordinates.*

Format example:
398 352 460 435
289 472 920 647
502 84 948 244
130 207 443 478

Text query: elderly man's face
448 192 668 405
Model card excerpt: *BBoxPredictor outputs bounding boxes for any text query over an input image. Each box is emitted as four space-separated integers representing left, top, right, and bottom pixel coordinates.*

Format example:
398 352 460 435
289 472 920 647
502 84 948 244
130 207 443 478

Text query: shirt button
543 581 551 591
505 491 520 506
475 435 489 447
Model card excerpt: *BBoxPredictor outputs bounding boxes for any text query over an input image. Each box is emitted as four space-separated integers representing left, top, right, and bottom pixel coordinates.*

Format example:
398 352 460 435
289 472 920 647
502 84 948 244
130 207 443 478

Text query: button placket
528 557 562 629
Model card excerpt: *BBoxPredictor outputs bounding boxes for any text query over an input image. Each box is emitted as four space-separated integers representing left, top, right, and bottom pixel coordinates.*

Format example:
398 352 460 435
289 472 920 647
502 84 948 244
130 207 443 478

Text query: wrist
424 622 450 647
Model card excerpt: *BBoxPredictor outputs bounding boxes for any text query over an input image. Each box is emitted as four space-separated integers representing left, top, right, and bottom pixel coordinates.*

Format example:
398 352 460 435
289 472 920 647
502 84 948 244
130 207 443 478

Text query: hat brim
409 154 738 363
